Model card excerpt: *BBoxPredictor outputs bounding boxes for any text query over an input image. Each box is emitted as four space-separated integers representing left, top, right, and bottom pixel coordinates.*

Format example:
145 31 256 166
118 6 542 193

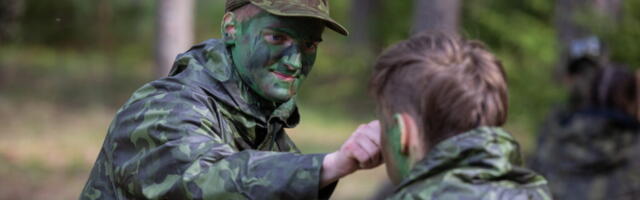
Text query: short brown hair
370 31 508 148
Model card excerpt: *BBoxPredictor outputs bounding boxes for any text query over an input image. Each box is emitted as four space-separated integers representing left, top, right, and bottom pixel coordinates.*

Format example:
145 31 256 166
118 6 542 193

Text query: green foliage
462 0 563 136
298 45 376 118
194 1 226 41
17 0 155 49
582 0 640 68
2 1 640 198
377 1 413 48
4 0 640 138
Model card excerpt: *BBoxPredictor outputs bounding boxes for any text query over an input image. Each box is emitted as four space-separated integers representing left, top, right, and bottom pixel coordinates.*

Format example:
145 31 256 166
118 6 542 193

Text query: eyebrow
265 27 323 42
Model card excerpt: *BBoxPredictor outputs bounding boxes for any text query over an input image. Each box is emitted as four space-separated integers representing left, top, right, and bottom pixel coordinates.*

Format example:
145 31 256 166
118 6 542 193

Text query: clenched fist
339 120 383 169
321 120 383 187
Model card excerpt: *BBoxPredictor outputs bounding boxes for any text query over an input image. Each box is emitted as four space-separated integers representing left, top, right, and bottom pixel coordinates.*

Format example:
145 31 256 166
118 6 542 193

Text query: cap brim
250 2 349 36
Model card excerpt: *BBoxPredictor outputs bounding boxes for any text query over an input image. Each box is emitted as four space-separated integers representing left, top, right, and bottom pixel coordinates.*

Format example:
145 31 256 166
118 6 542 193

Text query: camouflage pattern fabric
80 39 335 200
225 0 348 36
389 127 551 200
529 107 640 200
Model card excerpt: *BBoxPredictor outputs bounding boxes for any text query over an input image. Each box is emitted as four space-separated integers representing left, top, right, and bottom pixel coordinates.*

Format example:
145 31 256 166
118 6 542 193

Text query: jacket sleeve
105 83 328 199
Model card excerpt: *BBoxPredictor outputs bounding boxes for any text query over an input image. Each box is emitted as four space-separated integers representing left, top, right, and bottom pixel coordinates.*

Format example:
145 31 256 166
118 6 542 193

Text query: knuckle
344 143 355 151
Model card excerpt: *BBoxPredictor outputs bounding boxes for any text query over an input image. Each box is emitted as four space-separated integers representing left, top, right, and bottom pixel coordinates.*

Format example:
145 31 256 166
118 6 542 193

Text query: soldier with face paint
80 0 383 199
369 32 552 199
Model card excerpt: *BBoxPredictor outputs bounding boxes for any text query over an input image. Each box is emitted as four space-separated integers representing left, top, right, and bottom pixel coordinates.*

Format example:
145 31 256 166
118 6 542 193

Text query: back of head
590 66 638 119
563 36 606 111
370 31 508 148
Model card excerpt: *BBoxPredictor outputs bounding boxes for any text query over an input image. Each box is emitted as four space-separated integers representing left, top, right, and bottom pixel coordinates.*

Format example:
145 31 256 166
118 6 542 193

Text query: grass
0 100 110 199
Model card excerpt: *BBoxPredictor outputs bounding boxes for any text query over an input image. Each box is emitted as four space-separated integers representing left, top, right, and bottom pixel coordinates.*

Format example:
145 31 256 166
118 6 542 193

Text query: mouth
272 71 296 82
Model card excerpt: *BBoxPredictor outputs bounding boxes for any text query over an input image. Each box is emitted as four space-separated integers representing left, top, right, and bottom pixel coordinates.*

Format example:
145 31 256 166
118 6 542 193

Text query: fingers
350 143 372 168
366 120 381 146
340 120 384 170
355 135 381 168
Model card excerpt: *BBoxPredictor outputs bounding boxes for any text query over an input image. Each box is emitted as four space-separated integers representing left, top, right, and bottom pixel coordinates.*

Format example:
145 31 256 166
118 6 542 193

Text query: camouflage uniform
389 127 552 200
529 107 640 200
80 39 336 200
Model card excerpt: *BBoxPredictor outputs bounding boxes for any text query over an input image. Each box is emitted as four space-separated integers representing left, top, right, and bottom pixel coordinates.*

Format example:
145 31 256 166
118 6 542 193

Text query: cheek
301 54 316 76
382 145 402 183
380 133 393 161
247 42 273 70
380 134 393 165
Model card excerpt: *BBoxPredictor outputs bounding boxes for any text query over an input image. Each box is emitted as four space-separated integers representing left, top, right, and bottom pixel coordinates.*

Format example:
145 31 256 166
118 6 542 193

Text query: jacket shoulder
168 39 232 82
390 178 552 200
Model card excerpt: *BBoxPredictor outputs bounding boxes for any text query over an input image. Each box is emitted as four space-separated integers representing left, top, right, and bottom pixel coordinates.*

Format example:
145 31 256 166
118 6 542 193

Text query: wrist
325 152 357 177
320 152 356 187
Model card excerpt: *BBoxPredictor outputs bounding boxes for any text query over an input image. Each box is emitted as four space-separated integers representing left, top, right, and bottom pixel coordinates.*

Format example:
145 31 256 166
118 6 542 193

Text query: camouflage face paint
381 114 412 184
229 12 325 103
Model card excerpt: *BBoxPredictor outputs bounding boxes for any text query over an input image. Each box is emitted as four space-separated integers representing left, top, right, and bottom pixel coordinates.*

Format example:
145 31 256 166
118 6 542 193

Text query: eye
264 32 291 46
302 41 319 53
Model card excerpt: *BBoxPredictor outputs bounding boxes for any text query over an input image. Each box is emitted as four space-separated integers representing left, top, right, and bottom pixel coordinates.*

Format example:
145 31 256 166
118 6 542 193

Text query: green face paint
229 12 325 103
382 114 412 184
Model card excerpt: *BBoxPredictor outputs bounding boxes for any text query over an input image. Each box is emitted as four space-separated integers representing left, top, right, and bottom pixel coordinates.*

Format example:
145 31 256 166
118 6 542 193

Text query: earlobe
221 12 237 44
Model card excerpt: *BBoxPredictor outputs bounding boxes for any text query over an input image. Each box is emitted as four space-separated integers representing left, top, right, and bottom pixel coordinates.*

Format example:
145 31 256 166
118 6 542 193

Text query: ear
394 113 419 155
221 12 237 45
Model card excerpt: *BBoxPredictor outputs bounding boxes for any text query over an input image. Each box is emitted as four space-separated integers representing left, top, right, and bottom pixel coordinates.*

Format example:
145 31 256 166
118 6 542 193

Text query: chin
264 91 294 103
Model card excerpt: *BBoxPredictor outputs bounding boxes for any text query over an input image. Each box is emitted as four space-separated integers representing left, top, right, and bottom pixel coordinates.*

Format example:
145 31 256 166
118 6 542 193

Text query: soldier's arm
107 86 330 199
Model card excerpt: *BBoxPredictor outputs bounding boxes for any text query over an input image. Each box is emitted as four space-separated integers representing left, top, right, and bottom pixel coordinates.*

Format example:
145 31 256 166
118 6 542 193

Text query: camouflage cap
225 0 349 36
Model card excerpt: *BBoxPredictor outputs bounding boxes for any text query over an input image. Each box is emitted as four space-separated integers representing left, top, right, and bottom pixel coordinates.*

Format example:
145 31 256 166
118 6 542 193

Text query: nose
282 49 302 71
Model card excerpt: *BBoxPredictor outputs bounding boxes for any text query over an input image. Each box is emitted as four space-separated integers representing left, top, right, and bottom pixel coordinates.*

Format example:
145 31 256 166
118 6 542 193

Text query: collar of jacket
395 127 541 190
168 39 300 128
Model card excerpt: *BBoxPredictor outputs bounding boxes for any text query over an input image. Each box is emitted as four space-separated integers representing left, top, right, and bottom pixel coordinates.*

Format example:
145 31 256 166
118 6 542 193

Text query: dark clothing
529 107 640 200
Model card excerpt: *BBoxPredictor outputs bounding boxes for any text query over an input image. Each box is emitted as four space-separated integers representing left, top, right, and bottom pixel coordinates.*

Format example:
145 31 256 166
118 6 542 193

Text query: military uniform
529 107 640 200
81 0 348 199
389 127 551 200
81 39 335 199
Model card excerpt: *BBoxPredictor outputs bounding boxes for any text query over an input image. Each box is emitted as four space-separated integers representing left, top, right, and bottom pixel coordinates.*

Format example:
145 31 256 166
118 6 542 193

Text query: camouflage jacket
81 39 334 200
529 107 640 200
388 127 551 200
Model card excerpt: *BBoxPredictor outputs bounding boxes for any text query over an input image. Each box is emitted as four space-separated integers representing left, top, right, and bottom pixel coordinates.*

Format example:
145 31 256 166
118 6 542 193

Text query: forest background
0 0 639 199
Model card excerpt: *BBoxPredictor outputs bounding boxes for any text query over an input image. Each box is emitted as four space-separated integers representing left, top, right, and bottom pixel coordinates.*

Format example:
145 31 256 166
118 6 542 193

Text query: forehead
245 12 325 40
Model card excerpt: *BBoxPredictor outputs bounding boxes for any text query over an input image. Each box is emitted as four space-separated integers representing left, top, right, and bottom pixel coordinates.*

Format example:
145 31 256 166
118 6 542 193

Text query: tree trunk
348 0 381 50
411 0 460 34
0 0 21 42
155 0 194 78
556 0 623 49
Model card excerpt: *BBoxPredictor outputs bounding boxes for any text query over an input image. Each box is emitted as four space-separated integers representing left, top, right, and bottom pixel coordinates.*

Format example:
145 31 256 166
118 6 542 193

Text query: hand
321 120 382 187
339 120 383 169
